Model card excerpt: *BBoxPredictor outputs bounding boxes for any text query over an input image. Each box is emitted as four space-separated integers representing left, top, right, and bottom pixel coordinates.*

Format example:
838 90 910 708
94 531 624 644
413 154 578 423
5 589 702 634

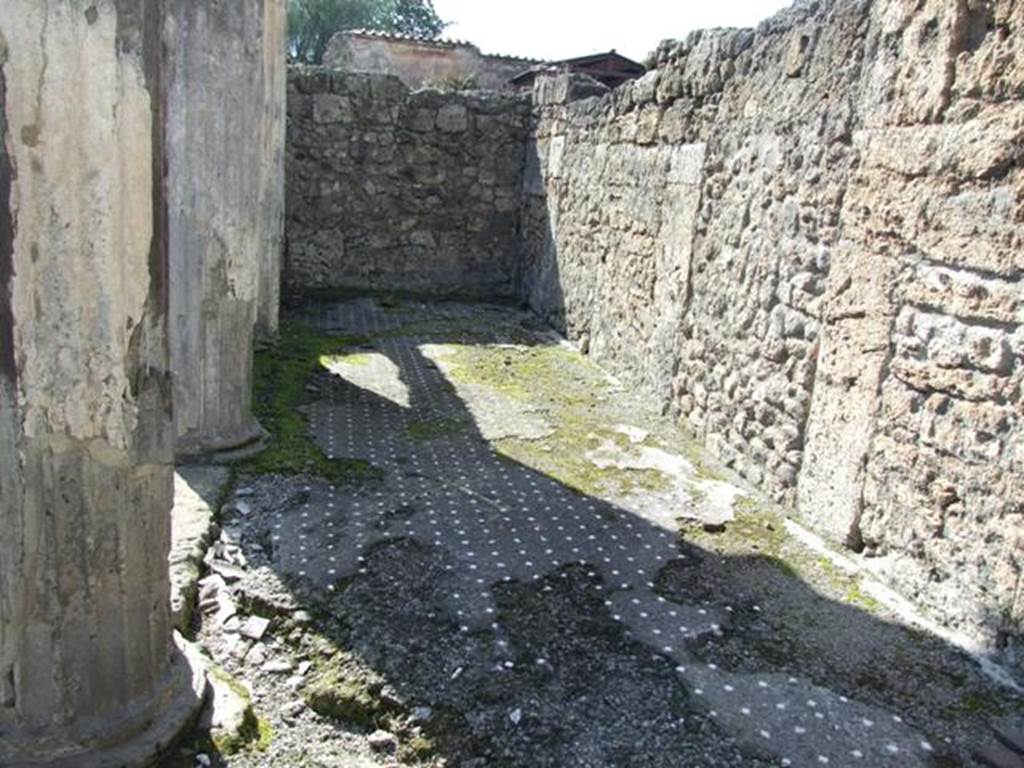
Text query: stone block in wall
533 71 609 106
952 0 1024 102
797 247 896 546
848 112 1023 653
314 93 354 123
410 107 437 132
846 116 1024 286
904 262 1022 326
858 0 1024 126
859 0 967 125
437 103 469 132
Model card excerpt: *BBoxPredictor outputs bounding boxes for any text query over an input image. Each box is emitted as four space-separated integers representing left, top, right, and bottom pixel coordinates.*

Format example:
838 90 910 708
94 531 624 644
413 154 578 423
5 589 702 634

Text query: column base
0 635 208 768
176 420 269 464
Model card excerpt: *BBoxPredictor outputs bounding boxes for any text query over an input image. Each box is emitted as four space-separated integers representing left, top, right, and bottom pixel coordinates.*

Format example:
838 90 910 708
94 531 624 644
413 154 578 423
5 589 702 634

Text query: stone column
0 3 205 766
168 0 286 457
258 0 287 340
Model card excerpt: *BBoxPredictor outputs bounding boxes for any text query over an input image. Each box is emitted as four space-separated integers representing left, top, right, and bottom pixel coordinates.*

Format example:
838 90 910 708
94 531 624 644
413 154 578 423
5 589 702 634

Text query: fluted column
0 2 204 766
167 0 286 457
258 0 287 340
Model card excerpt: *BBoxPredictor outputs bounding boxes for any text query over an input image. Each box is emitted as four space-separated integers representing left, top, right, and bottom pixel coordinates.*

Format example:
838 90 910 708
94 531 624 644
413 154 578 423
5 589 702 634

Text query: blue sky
430 0 793 62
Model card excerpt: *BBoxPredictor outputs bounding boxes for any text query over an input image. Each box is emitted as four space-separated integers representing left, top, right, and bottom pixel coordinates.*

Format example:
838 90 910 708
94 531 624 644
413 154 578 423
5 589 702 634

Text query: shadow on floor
170 295 1021 768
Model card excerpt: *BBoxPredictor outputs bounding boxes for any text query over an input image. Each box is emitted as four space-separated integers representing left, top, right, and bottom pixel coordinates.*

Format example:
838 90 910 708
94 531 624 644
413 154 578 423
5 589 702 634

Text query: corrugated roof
561 50 646 71
509 51 647 88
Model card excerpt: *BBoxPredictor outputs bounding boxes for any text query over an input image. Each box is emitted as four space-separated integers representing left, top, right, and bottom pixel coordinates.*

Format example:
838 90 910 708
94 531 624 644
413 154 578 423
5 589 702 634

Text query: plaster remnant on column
0 3 205 765
168 0 286 457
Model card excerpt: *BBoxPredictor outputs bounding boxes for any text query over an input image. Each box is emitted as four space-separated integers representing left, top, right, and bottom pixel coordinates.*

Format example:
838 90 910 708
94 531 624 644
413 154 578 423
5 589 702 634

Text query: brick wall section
286 68 530 296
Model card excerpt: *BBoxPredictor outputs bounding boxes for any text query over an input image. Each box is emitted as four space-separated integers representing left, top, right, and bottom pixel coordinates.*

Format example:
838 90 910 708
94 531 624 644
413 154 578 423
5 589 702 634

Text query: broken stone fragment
199 575 238 627
368 730 399 753
411 706 433 723
245 642 268 667
240 615 271 641
220 499 252 518
198 573 227 600
209 542 247 568
261 659 294 674
198 666 264 757
226 636 250 662
210 561 247 583
213 597 238 627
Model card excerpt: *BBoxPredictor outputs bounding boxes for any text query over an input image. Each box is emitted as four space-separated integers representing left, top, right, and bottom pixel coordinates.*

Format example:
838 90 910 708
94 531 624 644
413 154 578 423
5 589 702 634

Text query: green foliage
288 0 447 64
304 655 392 726
384 0 447 38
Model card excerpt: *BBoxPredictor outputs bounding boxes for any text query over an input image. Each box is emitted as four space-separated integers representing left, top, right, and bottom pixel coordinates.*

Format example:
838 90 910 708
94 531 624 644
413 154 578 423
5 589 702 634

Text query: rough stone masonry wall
519 0 1023 660
286 69 529 296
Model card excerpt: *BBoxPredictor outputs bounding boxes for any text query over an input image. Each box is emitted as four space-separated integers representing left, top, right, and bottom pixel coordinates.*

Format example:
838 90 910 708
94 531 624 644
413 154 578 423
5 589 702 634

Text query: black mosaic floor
249 297 955 766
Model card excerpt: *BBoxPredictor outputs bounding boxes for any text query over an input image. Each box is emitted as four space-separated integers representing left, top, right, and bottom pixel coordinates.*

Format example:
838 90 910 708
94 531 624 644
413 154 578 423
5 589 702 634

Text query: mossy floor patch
494 431 673 498
237 321 383 485
431 343 689 500
405 418 470 442
322 351 376 367
678 495 882 613
425 341 735 508
441 343 612 405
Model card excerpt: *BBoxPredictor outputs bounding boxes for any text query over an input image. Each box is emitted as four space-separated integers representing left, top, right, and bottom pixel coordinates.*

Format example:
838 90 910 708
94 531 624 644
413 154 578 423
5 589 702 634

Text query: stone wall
286 69 529 296
325 31 538 91
168 0 286 457
519 0 1023 660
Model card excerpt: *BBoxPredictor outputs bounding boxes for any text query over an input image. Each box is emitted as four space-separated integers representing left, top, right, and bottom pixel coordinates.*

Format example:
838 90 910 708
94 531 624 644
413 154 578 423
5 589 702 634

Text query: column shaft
0 3 203 765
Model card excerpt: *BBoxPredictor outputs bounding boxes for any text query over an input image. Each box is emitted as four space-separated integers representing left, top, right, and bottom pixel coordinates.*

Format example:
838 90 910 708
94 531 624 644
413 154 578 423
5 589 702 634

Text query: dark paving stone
995 720 1024 754
246 299 948 766
979 743 1024 768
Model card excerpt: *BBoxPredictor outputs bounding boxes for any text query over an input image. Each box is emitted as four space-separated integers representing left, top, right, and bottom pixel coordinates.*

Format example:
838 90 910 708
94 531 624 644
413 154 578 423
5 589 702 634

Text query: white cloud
431 0 794 62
